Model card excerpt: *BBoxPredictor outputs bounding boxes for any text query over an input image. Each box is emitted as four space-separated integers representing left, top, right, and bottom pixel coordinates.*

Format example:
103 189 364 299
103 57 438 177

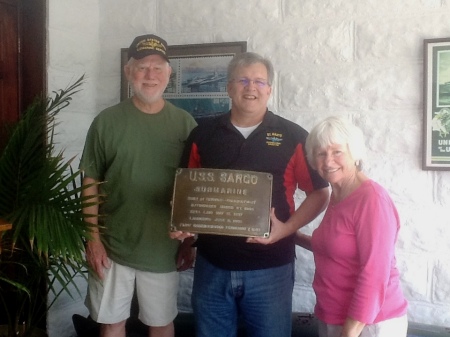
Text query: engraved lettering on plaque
170 168 272 237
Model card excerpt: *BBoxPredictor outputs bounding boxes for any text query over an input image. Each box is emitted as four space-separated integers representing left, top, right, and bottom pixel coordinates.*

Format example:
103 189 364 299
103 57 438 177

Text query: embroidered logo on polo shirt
266 132 283 146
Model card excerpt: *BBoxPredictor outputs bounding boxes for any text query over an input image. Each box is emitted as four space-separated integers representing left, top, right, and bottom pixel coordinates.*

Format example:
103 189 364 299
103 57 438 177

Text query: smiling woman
297 116 408 337
304 117 367 202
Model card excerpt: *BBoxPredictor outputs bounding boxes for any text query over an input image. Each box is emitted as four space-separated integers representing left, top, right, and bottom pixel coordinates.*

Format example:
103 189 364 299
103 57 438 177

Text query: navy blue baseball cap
128 34 169 62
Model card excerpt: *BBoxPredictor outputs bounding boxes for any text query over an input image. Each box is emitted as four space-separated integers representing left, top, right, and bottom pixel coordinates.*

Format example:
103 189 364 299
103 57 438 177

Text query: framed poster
423 37 450 170
120 41 247 119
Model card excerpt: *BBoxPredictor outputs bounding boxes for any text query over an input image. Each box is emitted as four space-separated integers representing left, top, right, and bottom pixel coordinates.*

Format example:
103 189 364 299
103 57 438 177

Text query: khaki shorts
318 315 408 337
85 260 179 327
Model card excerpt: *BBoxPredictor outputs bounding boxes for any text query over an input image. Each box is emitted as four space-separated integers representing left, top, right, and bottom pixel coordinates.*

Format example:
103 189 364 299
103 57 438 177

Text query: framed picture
120 41 247 119
423 37 450 170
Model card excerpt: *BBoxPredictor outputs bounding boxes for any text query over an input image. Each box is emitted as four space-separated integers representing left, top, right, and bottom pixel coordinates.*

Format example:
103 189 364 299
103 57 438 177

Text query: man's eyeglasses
232 78 270 88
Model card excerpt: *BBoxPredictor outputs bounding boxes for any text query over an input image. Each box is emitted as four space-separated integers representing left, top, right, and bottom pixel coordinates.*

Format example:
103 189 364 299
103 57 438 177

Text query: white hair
305 116 367 170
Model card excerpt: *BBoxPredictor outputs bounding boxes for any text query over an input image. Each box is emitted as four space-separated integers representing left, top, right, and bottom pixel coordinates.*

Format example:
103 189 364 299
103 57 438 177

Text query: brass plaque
170 168 272 237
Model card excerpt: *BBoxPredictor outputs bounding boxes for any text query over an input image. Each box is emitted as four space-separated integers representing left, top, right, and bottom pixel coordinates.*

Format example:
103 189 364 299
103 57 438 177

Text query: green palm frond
0 75 94 262
0 75 100 334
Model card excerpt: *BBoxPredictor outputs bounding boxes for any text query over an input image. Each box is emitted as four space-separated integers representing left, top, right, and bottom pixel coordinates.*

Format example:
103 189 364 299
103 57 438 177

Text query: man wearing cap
80 34 197 337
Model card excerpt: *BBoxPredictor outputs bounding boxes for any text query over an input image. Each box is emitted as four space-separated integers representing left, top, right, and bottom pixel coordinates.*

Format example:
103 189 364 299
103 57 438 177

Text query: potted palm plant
0 76 98 337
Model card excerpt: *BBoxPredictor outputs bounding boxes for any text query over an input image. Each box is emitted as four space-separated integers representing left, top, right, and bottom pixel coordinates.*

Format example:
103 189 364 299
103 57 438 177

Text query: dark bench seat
72 312 318 337
73 313 450 337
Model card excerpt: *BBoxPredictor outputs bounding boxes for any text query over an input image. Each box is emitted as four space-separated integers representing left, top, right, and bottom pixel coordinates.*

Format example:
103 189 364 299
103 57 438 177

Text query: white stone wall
47 0 450 336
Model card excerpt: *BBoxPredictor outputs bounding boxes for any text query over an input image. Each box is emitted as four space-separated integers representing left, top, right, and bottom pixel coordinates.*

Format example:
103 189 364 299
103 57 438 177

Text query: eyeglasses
232 78 270 88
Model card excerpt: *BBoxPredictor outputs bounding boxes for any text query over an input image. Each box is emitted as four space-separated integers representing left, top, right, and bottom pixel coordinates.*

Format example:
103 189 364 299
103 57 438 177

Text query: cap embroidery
136 38 167 54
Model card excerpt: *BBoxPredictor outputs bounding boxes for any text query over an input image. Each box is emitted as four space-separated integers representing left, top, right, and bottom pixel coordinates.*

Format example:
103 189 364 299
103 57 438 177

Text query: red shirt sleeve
188 142 202 168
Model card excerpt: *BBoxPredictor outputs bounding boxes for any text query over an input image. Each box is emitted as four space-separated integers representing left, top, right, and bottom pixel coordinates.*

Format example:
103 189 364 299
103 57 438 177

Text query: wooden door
0 0 45 151
0 0 46 330
0 0 19 130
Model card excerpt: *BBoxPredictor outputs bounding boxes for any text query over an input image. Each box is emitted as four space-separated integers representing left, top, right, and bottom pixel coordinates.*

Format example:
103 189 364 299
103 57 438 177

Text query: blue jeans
192 254 294 337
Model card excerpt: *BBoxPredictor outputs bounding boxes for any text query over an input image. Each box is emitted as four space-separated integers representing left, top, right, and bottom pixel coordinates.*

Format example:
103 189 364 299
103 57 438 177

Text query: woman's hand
247 208 292 245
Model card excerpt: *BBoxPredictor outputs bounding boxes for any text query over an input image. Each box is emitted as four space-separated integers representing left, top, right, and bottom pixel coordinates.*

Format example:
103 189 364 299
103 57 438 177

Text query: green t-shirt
80 99 197 272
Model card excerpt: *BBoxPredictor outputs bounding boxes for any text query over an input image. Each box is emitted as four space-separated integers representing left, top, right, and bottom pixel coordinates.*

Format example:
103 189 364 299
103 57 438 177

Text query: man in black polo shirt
172 52 329 337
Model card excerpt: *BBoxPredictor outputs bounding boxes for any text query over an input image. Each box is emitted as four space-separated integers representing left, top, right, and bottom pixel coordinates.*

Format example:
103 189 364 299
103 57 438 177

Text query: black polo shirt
181 110 328 270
